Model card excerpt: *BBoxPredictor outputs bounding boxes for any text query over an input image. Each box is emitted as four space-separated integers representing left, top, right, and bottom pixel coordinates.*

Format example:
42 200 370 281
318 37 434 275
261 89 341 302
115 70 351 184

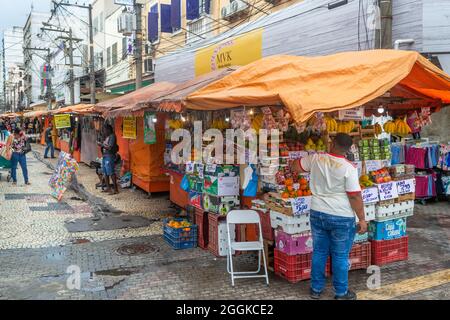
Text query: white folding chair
226 210 269 287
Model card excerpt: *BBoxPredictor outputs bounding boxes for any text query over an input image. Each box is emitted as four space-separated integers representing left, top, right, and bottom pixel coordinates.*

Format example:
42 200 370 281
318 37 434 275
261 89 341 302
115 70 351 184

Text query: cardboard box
203 176 240 196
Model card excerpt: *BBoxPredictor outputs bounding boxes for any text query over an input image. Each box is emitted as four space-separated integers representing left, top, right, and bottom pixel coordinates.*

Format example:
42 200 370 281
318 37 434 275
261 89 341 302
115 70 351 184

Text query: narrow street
0 144 449 300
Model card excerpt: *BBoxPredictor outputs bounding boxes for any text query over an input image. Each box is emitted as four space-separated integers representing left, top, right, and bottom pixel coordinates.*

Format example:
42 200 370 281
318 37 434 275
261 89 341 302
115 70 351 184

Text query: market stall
155 50 450 280
96 81 178 194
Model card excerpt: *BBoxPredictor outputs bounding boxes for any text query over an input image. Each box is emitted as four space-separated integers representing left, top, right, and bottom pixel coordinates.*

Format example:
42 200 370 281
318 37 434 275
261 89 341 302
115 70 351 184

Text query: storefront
155 50 450 278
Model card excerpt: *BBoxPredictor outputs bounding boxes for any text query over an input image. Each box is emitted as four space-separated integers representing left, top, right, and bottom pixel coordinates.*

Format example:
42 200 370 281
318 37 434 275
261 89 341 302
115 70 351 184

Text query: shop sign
338 107 365 121
54 114 71 129
206 164 217 173
144 112 157 144
122 116 137 139
194 28 263 76
377 182 399 201
291 196 312 216
396 179 415 195
362 187 379 203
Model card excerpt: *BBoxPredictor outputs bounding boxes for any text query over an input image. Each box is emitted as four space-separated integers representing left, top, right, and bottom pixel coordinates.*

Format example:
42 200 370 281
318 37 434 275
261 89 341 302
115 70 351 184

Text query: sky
0 0 53 34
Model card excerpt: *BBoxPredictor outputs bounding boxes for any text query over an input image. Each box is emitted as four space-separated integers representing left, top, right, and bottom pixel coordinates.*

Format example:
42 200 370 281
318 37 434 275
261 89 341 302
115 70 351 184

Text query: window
99 12 104 32
186 16 211 44
95 52 103 69
122 37 128 60
112 43 118 65
199 0 207 15
93 17 99 36
144 58 153 73
107 47 111 67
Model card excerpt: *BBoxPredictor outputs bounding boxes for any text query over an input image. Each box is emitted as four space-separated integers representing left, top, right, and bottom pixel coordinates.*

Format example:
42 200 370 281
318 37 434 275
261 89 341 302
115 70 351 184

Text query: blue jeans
102 155 115 177
44 141 55 158
310 210 356 297
11 152 29 184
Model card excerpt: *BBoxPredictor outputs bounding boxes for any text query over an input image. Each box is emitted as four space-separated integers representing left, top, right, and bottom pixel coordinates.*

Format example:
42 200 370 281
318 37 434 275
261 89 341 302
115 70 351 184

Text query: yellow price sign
122 116 137 139
54 114 71 129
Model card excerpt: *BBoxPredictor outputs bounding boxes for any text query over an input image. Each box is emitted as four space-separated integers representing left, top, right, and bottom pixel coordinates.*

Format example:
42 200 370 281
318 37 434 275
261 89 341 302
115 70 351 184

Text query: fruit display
325 116 338 132
359 175 374 188
167 219 192 229
337 120 356 134
369 168 392 184
168 119 184 129
358 138 391 160
374 123 382 136
305 138 326 152
383 117 412 136
211 119 230 130
280 176 312 199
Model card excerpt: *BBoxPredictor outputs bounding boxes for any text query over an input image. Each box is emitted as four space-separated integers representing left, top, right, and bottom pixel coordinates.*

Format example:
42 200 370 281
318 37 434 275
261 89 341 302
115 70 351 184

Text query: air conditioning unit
221 0 249 21
118 12 136 36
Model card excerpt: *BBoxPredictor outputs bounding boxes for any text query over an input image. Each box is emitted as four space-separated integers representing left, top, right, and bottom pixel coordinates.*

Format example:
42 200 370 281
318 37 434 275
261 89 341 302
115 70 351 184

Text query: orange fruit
287 185 294 192
281 192 289 199
285 178 294 186
296 190 303 197
300 178 308 186
300 184 307 191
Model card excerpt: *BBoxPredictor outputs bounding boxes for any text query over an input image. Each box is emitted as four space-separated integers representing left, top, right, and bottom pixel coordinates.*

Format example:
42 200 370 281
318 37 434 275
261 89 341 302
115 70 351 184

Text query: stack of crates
369 201 412 266
163 218 198 250
195 208 209 250
207 213 236 257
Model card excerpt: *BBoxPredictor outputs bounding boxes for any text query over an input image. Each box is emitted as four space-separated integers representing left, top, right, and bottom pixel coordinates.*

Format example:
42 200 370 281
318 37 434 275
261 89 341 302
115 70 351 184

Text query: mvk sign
195 28 263 76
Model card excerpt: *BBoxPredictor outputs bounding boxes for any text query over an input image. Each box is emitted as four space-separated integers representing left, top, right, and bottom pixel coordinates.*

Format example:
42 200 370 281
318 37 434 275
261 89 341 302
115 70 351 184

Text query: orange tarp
23 110 49 118
96 82 177 117
51 104 95 115
186 50 450 123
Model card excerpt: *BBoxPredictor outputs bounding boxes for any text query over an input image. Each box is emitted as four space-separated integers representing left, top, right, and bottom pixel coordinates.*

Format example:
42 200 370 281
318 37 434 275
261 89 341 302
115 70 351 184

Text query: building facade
23 11 51 108
2 27 25 112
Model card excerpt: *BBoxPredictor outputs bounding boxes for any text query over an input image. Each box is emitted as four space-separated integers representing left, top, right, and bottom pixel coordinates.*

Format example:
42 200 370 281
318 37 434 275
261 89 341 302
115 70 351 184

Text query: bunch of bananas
395 118 412 136
383 121 396 134
324 117 338 132
374 123 382 136
337 121 356 134
211 119 229 130
251 114 264 132
168 120 184 129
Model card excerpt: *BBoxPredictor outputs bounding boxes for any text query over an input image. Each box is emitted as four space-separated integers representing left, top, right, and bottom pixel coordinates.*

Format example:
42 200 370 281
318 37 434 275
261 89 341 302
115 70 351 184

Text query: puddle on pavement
95 267 140 277
116 243 159 256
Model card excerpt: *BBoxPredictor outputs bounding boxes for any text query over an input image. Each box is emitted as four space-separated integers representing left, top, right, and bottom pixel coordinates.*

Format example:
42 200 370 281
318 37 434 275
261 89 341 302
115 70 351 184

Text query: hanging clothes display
437 144 450 171
405 144 440 169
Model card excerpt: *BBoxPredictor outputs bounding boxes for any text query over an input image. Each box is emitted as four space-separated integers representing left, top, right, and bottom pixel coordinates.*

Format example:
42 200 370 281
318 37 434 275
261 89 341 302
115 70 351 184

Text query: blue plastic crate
164 233 197 250
369 218 407 241
163 218 198 238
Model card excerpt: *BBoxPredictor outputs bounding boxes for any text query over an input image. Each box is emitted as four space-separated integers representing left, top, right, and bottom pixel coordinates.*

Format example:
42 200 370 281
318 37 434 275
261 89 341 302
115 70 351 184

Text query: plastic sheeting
186 50 450 123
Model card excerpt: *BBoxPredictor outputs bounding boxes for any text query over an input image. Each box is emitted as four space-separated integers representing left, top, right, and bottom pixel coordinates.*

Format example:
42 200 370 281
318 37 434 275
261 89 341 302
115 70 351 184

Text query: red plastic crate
348 242 371 271
258 210 274 241
207 213 227 257
274 249 331 283
195 209 209 250
371 236 408 266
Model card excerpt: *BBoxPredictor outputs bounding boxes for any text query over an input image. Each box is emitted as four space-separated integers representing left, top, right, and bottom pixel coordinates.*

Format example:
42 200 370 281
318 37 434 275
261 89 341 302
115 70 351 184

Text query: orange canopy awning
186 50 450 123
50 104 95 115
23 110 49 118
96 82 177 117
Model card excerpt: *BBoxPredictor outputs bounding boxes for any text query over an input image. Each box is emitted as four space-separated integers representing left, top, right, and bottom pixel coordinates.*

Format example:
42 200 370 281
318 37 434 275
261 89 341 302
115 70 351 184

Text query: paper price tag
205 164 217 173
378 182 399 201
362 187 379 203
396 179 415 195
186 162 194 174
365 160 383 173
197 164 205 179
289 151 308 160
290 196 312 216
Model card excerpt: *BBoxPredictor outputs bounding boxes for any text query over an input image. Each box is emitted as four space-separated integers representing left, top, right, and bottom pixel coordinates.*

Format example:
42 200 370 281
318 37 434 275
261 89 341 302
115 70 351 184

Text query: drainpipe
394 39 415 50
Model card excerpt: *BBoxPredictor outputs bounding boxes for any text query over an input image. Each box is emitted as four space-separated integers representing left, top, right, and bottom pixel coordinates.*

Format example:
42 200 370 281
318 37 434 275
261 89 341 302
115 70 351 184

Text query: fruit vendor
292 133 367 300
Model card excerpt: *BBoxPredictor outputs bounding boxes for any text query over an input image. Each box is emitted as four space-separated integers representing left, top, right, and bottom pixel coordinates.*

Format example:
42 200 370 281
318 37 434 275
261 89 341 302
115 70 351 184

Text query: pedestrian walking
293 133 367 300
8 128 30 186
44 122 56 159
98 124 119 195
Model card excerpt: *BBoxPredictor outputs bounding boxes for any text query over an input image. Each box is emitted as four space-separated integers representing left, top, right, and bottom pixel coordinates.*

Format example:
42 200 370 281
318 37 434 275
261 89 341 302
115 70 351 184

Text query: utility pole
54 1 96 104
88 4 96 104
135 2 143 90
68 28 75 105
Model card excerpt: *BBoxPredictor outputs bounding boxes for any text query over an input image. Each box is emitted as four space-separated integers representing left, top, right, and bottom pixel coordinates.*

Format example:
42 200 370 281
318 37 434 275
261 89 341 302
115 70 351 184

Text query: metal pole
69 28 75 105
380 0 393 49
47 50 52 110
135 2 143 90
88 4 96 104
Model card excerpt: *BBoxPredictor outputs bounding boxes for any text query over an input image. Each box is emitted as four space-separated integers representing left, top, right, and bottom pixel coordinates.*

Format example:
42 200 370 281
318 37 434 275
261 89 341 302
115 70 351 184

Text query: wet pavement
0 144 449 300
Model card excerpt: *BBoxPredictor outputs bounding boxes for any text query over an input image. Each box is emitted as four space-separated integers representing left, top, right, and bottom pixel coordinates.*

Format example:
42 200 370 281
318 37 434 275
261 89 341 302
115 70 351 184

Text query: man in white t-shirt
293 133 367 300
